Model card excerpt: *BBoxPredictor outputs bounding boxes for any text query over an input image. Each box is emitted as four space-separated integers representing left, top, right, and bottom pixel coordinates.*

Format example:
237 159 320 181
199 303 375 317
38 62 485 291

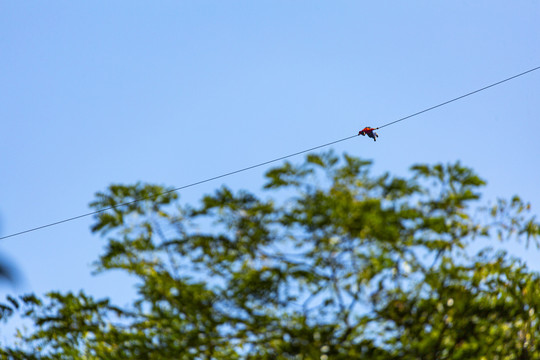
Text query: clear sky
1 1 539 340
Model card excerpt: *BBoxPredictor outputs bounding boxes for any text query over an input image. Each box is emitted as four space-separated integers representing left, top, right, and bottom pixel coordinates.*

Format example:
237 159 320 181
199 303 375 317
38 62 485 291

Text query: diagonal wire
1 65 539 241
376 65 540 130
0 135 357 241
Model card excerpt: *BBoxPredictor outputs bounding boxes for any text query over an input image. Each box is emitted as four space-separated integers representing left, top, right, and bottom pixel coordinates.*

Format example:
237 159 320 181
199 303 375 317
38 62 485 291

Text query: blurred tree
0 223 18 286
0 261 15 285
1 152 539 359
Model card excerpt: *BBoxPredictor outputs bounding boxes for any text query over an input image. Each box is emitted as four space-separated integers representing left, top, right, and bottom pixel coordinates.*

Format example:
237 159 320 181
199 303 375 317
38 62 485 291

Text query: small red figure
358 127 379 142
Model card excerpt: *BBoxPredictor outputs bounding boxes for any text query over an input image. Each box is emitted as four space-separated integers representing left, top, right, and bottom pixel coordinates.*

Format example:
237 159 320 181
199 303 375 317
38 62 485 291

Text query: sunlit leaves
2 152 540 359
90 183 178 236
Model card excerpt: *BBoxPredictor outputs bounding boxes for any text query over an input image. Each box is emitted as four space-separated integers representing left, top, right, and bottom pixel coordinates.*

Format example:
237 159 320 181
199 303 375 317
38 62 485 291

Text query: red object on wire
358 127 379 142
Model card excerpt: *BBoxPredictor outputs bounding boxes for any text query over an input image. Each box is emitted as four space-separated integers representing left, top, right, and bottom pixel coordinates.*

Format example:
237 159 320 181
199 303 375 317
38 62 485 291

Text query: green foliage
1 152 540 359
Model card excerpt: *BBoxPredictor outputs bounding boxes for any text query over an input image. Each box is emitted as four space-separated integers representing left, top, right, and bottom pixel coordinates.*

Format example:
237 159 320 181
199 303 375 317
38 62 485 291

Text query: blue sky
1 1 539 339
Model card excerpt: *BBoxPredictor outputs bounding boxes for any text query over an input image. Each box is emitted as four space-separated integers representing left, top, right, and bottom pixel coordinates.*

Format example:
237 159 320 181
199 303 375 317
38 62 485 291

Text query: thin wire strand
0 135 358 240
376 65 540 129
1 65 539 241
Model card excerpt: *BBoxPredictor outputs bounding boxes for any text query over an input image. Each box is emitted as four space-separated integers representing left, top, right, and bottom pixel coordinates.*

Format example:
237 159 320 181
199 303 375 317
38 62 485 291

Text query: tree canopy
1 152 540 359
